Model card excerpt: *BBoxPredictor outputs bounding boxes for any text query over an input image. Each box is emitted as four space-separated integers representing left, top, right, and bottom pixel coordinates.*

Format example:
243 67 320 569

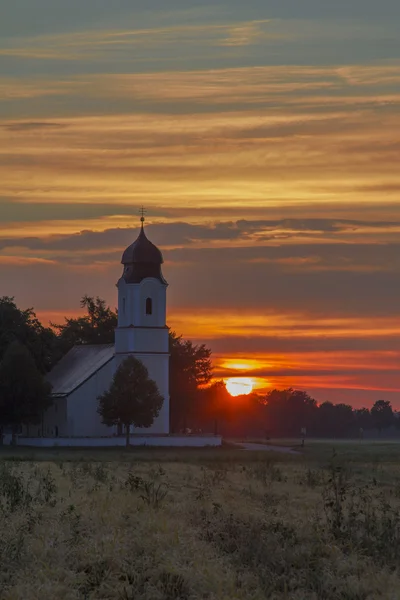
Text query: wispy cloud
0 19 277 61
2 64 400 105
1 80 399 213
0 256 56 265
2 219 400 250
0 15 397 66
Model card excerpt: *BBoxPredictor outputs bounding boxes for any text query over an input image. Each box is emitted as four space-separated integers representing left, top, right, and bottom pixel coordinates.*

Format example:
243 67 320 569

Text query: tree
355 407 372 432
317 402 338 437
52 295 118 353
97 356 164 446
371 400 394 434
0 296 58 373
315 402 356 438
263 388 318 437
394 410 400 430
333 403 356 437
169 332 212 432
0 341 53 443
202 380 231 435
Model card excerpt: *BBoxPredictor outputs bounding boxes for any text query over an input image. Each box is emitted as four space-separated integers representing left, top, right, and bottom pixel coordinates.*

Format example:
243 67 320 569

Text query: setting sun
225 377 254 397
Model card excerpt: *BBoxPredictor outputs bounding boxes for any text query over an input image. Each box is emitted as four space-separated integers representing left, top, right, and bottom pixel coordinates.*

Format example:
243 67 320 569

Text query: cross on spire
139 206 147 229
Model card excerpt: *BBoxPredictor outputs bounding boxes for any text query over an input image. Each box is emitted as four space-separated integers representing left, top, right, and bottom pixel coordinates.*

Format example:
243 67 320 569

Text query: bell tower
115 211 169 434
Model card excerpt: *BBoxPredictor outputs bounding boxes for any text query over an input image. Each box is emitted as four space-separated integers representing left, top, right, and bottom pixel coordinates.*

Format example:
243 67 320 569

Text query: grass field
2 441 400 599
240 437 400 462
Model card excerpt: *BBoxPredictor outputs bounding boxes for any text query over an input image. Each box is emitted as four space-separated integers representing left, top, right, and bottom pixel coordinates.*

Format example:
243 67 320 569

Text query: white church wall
138 278 167 327
115 327 169 354
117 278 167 329
67 358 116 437
117 278 128 325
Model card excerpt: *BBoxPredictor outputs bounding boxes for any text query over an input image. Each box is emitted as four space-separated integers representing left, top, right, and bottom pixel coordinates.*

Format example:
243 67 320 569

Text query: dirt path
239 442 301 455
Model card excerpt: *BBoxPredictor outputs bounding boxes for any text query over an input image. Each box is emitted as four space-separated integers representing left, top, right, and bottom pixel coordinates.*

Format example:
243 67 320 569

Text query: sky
1 0 400 408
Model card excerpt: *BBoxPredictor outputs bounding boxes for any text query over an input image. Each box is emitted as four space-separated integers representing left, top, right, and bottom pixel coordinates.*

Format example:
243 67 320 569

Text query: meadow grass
1 442 400 599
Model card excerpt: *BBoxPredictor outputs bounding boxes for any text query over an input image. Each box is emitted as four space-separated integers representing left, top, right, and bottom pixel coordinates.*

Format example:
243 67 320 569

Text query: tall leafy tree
317 402 337 437
97 356 164 446
0 296 57 373
371 399 394 434
169 332 212 432
201 380 231 435
52 295 118 353
0 341 53 443
355 407 372 431
263 388 318 437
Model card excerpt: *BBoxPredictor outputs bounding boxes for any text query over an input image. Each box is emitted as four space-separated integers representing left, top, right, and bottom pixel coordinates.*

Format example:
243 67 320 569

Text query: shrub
140 481 169 509
322 455 400 566
124 472 145 491
0 463 32 513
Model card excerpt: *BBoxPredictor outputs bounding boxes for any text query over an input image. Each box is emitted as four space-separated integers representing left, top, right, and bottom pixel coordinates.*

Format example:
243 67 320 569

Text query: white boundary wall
11 435 222 448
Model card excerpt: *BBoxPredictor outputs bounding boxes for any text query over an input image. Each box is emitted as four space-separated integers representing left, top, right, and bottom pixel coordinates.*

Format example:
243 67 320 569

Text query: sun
225 377 254 397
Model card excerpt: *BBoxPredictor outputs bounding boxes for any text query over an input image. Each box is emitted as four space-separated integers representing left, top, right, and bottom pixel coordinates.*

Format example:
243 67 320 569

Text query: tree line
236 389 397 440
0 295 398 441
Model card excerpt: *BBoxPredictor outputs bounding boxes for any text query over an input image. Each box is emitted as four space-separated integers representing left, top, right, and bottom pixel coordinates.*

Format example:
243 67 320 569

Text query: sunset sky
1 0 400 407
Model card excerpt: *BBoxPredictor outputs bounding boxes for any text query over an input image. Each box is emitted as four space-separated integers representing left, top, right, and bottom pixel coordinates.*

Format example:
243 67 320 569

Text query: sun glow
225 377 254 397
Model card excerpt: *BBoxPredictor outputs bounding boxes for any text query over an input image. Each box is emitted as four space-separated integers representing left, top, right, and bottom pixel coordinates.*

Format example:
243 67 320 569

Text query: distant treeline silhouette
194 387 399 440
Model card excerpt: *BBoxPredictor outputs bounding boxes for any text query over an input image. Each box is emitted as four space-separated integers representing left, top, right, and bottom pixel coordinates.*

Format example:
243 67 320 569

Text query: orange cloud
168 308 400 340
1 104 400 215
0 256 56 265
0 60 399 223
213 349 400 397
0 19 278 61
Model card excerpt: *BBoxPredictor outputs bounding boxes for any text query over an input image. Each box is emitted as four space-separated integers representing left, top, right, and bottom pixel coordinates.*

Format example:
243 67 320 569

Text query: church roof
121 225 167 284
122 226 163 265
48 344 114 397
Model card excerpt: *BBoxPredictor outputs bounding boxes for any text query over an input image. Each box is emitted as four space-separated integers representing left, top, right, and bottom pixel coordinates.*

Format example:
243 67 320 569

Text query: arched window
146 297 153 315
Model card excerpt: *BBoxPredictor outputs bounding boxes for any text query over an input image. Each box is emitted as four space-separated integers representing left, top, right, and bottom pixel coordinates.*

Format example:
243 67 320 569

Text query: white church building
41 221 170 440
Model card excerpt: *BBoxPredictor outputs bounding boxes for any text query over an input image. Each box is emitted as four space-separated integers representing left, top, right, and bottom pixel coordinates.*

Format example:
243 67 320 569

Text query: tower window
146 297 153 315
122 297 126 315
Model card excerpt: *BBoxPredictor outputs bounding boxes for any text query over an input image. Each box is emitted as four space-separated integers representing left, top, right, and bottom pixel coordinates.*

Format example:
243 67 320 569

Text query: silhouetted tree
316 402 337 437
169 332 212 432
314 403 368 438
0 341 53 443
201 380 232 435
0 296 57 373
334 403 356 437
355 407 372 431
52 295 118 353
393 411 400 430
97 356 163 446
371 400 394 434
263 388 318 437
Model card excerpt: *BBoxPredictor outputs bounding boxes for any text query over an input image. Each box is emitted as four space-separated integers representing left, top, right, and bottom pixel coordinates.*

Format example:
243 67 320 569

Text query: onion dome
121 224 167 284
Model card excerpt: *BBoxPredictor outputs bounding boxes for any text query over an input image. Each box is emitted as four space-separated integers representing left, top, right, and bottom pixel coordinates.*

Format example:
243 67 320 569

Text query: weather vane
139 206 147 226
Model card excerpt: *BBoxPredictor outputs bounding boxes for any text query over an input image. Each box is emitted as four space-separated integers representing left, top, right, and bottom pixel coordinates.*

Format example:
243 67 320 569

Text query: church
41 219 170 438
